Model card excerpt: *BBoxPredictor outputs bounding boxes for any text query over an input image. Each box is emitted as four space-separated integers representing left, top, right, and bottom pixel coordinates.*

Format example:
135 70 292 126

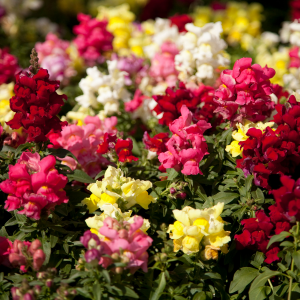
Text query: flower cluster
0 152 68 219
6 239 46 272
192 2 263 49
168 203 231 258
97 4 135 55
73 13 113 66
0 48 19 84
226 120 274 157
53 115 117 177
175 22 229 85
82 166 155 212
36 33 76 84
214 57 276 123
7 68 67 142
85 203 150 236
152 82 214 126
158 105 211 175
237 95 300 189
75 61 131 116
235 210 281 264
81 216 152 274
143 131 169 160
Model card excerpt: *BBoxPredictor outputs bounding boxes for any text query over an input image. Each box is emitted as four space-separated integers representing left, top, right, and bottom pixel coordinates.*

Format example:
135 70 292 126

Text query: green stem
287 222 300 300
268 279 273 291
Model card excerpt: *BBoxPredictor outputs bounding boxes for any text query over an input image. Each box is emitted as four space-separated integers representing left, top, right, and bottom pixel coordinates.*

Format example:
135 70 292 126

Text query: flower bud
23 293 35 300
9 253 26 267
33 285 41 294
118 229 128 239
160 253 168 262
170 187 176 194
115 267 123 274
33 249 46 271
176 192 186 200
111 253 119 260
46 279 53 288
85 249 100 266
63 291 69 297
28 240 42 256
87 238 98 249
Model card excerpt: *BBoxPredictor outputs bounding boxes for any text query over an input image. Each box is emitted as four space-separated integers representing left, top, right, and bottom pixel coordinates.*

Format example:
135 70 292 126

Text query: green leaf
167 169 178 181
267 231 290 249
93 283 102 300
150 272 166 300
154 180 170 188
249 270 281 295
212 192 239 205
129 136 141 156
4 217 17 227
229 267 259 294
293 251 300 270
95 170 105 180
249 286 272 300
67 169 95 183
48 148 77 161
123 287 139 298
245 175 254 192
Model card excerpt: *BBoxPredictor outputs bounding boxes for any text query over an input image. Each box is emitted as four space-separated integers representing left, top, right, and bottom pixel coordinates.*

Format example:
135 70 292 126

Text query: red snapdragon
237 95 300 190
7 68 67 143
169 14 193 32
152 82 217 126
115 139 138 163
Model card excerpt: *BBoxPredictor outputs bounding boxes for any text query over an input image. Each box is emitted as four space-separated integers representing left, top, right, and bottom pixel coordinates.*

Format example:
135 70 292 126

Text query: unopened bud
63 290 69 297
170 187 176 194
115 267 123 274
9 253 26 267
29 240 42 256
23 293 34 300
33 285 41 294
160 253 168 262
46 279 53 288
176 192 186 200
33 249 46 271
111 253 119 260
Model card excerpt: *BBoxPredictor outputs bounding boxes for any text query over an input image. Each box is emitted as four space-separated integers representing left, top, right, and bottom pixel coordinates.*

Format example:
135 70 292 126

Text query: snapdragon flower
82 166 156 212
175 22 230 85
168 202 231 258
75 61 131 116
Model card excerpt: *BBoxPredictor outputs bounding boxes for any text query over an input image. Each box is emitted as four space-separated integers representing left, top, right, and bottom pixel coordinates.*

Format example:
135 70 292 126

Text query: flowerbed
0 1 299 300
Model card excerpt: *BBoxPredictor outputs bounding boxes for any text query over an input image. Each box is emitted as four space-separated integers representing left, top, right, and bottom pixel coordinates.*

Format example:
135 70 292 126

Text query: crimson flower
169 14 193 32
0 48 19 84
143 132 169 154
7 68 67 143
115 139 138 163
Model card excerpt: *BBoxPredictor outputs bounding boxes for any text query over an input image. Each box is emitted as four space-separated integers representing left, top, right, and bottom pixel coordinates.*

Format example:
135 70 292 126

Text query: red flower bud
28 239 42 256
32 249 46 271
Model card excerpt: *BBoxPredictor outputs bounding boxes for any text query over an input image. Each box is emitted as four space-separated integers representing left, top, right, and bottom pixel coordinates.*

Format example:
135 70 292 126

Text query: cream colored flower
82 166 156 212
168 203 231 256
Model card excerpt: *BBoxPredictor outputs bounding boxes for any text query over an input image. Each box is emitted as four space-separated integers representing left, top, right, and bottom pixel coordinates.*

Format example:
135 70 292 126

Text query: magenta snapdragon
158 105 211 175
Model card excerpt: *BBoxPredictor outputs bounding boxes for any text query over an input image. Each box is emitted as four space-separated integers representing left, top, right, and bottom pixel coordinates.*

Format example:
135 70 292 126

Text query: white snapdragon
75 61 131 116
143 18 180 59
175 22 230 85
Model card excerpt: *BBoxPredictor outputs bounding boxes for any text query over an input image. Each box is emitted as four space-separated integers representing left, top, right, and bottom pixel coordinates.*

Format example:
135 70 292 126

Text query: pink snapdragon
125 90 149 112
36 33 76 84
5 239 46 272
73 13 113 66
81 216 152 274
54 115 118 177
158 105 211 175
149 41 179 88
213 57 276 122
0 153 68 220
112 54 147 86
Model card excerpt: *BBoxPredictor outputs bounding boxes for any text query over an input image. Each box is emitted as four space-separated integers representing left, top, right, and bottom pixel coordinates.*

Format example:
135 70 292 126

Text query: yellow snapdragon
0 82 15 133
82 166 156 212
85 203 150 236
168 203 231 258
226 120 274 157
97 4 135 55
